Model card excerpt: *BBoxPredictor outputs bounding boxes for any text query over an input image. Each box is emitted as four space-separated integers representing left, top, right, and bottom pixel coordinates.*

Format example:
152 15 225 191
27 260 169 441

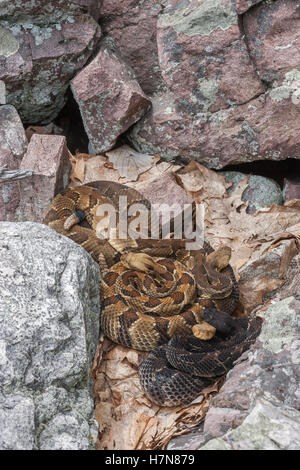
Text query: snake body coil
43 182 262 406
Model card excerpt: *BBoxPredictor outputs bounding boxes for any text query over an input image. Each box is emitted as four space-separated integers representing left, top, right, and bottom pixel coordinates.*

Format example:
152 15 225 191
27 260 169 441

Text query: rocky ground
0 0 300 450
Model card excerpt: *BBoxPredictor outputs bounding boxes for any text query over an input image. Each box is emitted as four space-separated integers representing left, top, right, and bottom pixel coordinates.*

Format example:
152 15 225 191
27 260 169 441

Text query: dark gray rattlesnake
139 308 262 406
43 181 262 407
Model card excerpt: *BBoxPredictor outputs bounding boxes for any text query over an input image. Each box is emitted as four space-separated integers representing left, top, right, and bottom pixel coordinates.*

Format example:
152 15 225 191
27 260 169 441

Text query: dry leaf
239 276 285 313
93 338 219 450
105 145 160 181
175 160 231 200
68 147 180 190
69 151 85 183
129 161 182 192
73 158 85 183
74 152 95 160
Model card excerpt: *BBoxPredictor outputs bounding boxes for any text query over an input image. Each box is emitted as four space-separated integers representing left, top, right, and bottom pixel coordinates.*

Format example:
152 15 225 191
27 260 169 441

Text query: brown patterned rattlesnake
43 181 262 406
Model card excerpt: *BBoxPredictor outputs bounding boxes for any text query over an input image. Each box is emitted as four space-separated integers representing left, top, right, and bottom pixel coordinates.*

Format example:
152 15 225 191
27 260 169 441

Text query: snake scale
43 181 262 407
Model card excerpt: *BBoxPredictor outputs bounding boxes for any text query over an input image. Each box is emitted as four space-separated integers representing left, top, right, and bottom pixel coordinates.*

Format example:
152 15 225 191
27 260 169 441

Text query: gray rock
0 394 35 450
17 134 71 223
0 105 27 221
200 398 300 450
238 239 298 315
0 105 27 160
0 222 100 449
220 171 283 213
0 13 101 123
0 1 102 22
0 80 5 104
235 0 263 15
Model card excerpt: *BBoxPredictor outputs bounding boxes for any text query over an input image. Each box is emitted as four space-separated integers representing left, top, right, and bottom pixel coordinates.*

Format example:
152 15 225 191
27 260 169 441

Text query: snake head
205 246 232 271
202 307 235 337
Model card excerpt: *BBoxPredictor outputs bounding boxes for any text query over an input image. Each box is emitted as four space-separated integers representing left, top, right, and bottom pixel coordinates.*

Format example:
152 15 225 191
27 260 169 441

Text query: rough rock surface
131 87 300 167
168 254 300 450
156 0 264 114
17 134 71 222
0 222 100 450
71 37 151 154
0 147 20 221
0 1 102 22
126 0 300 168
99 0 166 96
0 80 5 104
283 177 300 202
1 0 297 168
235 0 262 15
0 105 28 221
237 238 298 315
243 1 300 87
0 6 101 123
220 171 283 213
0 105 28 160
200 398 300 450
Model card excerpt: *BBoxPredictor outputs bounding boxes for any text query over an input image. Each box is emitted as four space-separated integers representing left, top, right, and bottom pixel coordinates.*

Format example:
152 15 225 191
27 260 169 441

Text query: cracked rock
0 222 100 449
128 0 300 168
17 134 71 222
71 36 151 154
0 10 101 123
0 105 27 221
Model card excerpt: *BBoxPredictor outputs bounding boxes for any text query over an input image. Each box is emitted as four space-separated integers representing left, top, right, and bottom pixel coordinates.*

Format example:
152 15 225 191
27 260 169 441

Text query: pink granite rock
71 37 151 154
129 87 300 168
203 406 247 438
128 0 300 168
17 134 71 221
0 80 5 104
235 0 262 15
99 0 165 96
243 1 300 86
156 0 264 114
0 14 101 123
283 177 300 202
168 254 300 450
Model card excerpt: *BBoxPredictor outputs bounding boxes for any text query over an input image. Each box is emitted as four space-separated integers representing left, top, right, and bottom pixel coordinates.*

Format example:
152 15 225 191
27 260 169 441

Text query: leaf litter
69 148 300 449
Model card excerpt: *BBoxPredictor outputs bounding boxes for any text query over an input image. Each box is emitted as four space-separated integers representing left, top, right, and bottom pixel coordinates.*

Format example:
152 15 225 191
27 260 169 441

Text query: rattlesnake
43 181 262 406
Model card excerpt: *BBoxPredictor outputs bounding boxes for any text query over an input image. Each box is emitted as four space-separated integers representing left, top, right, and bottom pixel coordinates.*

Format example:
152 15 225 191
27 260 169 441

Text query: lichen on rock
159 0 237 37
0 26 19 57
